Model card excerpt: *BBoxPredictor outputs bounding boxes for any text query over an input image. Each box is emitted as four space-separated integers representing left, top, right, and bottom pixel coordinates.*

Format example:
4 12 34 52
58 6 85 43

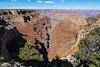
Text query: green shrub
76 27 100 67
18 43 43 61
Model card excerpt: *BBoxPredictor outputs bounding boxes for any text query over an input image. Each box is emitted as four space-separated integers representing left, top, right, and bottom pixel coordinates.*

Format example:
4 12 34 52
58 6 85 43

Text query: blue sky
0 0 100 9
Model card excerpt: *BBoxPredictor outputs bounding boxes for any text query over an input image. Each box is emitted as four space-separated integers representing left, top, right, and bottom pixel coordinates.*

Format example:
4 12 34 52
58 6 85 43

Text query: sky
0 0 100 9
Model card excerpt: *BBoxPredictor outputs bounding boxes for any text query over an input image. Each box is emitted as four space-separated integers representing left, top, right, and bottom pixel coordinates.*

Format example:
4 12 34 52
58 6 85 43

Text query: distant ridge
38 9 100 18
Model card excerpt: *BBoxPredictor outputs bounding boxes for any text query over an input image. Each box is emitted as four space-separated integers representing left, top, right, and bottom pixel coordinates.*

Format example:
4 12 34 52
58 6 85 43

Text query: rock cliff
0 10 100 62
0 10 50 61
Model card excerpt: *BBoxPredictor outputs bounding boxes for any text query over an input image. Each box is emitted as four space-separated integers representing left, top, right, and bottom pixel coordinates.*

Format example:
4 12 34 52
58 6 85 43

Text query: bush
18 43 43 61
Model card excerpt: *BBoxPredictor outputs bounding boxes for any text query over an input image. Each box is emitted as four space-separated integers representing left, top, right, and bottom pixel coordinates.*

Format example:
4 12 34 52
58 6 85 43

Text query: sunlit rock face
9 10 50 45
48 14 87 61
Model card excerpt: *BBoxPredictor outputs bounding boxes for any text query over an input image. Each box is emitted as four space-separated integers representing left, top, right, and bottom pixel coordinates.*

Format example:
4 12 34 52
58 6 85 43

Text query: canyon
0 10 100 62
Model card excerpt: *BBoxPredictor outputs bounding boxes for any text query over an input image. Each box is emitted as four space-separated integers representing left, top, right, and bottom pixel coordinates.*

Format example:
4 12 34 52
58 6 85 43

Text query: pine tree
76 27 100 67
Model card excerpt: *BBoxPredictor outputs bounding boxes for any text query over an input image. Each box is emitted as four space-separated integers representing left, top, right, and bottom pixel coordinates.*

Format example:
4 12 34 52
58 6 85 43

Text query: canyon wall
0 10 100 62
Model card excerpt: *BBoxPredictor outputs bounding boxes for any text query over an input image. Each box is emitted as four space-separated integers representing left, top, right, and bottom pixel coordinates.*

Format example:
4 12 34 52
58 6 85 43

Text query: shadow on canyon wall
0 19 9 61
6 27 27 61
34 39 48 67
0 19 27 62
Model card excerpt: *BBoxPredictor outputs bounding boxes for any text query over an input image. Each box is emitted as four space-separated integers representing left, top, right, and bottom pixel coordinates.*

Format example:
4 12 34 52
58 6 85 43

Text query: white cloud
61 0 65 3
44 1 55 4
